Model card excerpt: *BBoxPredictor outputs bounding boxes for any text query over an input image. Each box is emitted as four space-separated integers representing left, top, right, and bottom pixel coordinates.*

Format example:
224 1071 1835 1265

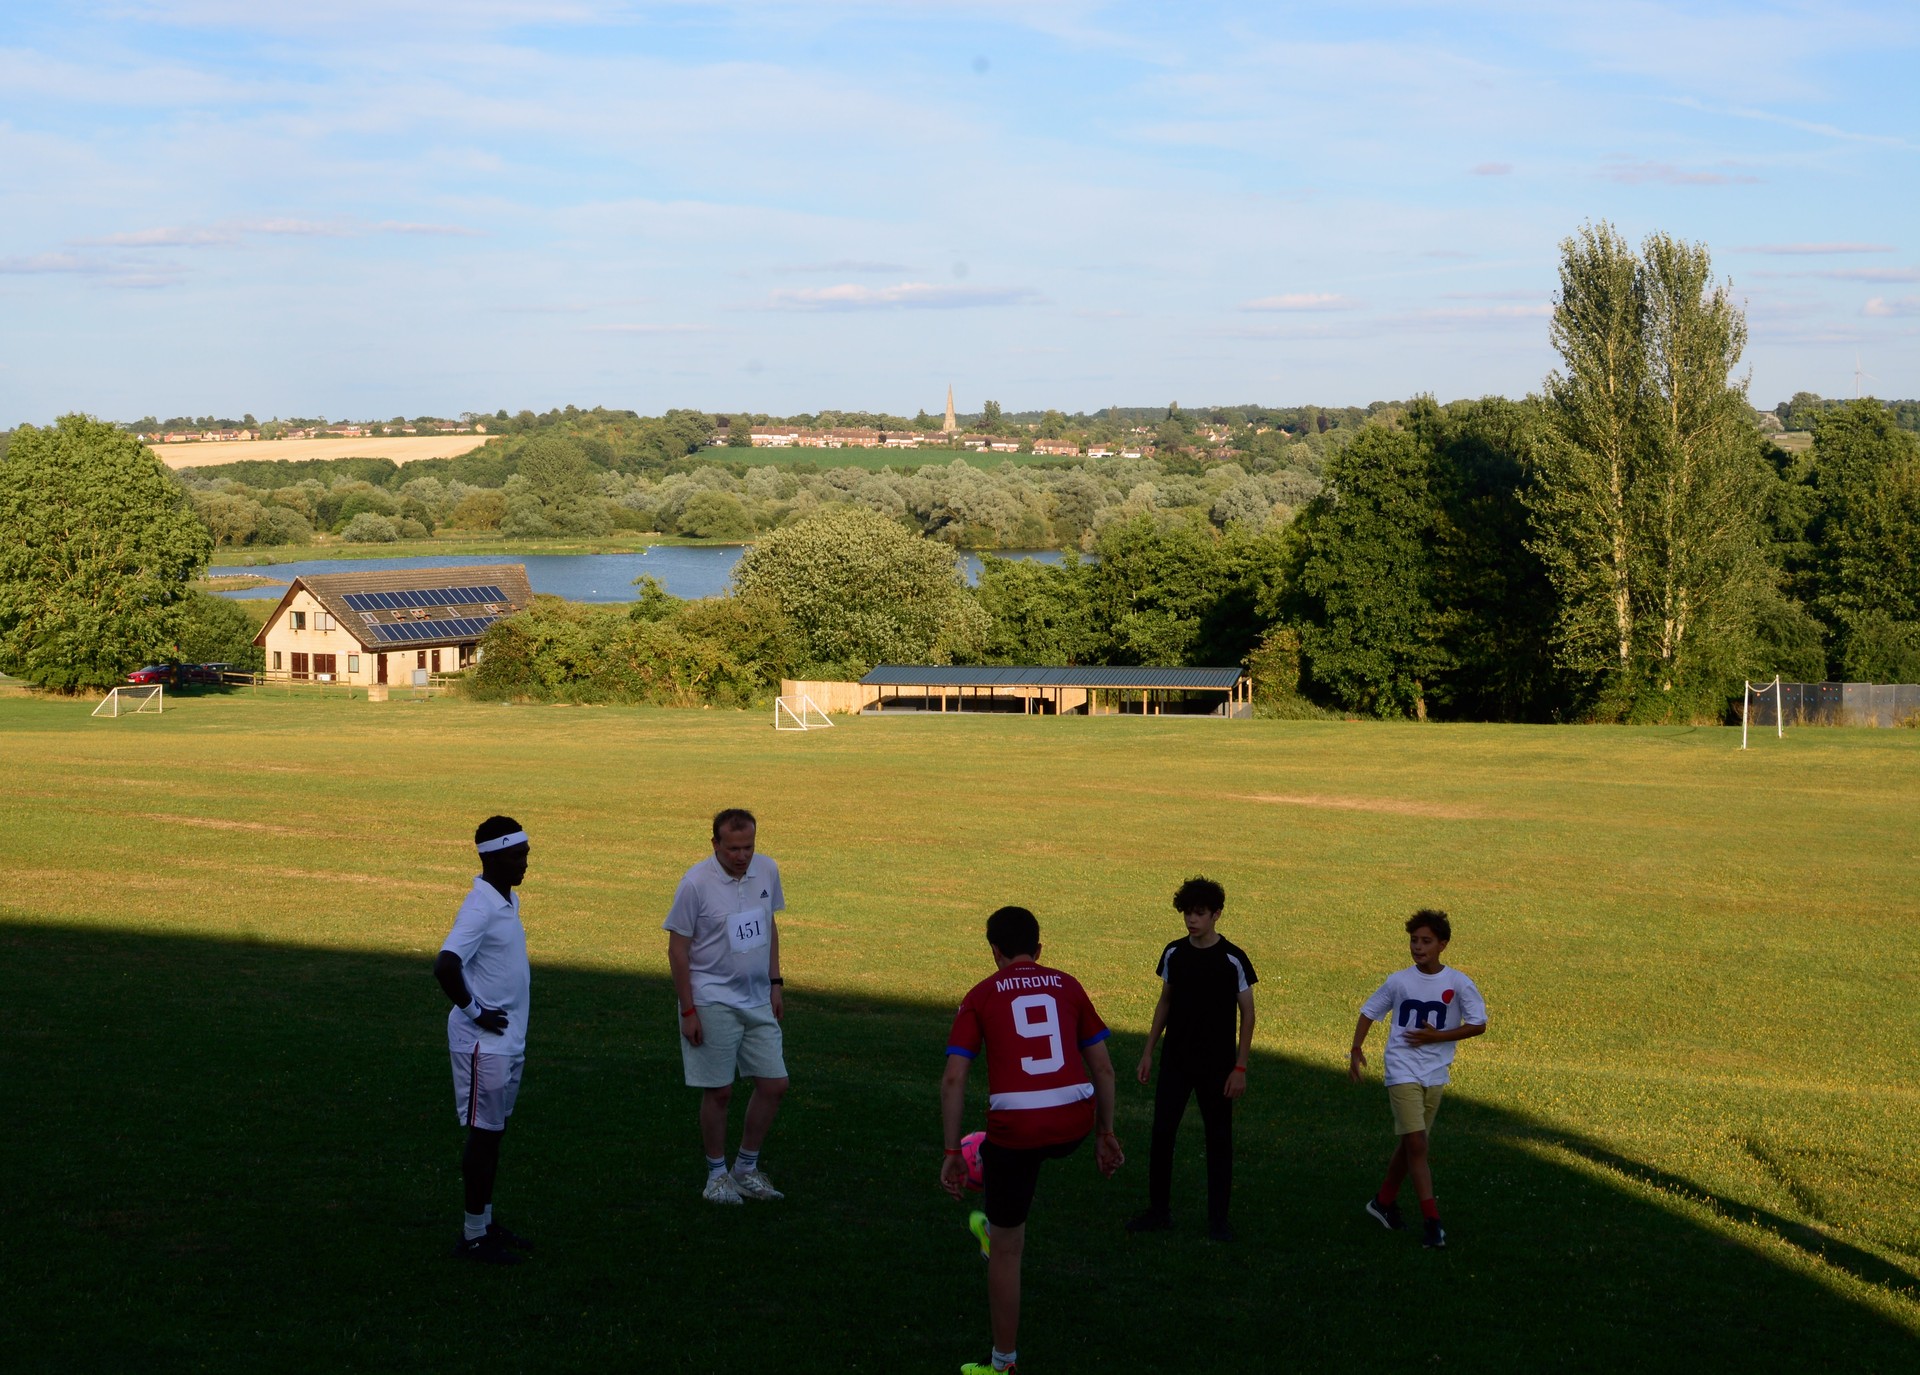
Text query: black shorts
981 1135 1086 1229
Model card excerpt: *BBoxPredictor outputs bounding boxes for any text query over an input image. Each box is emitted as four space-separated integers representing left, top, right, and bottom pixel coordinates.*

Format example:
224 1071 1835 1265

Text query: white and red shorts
451 1047 525 1131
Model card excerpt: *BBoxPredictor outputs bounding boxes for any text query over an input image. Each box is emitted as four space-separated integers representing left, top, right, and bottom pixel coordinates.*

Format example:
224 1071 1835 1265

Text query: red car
126 663 226 687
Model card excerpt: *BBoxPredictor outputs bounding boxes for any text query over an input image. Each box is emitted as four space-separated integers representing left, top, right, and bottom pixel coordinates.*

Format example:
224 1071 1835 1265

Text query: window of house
290 611 306 630
347 655 360 673
272 651 282 670
313 653 337 681
316 612 335 632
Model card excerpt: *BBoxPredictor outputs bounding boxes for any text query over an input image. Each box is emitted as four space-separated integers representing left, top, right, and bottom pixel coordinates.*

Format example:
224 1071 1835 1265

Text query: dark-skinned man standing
434 815 534 1264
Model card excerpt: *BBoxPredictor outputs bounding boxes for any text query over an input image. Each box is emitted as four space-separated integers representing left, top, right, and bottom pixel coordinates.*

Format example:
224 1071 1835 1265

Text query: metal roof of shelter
861 665 1243 690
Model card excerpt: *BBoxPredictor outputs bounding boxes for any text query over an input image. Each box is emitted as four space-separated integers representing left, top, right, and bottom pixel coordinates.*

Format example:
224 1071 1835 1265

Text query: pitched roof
252 563 534 650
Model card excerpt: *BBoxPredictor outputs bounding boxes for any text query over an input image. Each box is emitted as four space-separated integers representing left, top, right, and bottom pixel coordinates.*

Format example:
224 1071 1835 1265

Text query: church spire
942 384 957 433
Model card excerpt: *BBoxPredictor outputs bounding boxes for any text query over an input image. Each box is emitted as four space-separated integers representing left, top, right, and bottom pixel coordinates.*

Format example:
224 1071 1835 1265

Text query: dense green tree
678 490 755 541
1529 224 1770 720
979 400 1004 435
1295 427 1445 718
1805 399 1920 680
0 414 212 689
732 506 988 674
972 556 1100 664
174 590 265 671
1410 397 1563 719
728 415 754 449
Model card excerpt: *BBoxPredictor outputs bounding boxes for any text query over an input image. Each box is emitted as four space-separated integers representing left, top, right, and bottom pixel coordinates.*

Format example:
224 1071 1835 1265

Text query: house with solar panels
251 564 534 687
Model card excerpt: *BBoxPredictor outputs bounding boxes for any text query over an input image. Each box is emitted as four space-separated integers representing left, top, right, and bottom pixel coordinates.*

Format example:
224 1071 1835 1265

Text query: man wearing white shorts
666 807 789 1204
434 815 535 1264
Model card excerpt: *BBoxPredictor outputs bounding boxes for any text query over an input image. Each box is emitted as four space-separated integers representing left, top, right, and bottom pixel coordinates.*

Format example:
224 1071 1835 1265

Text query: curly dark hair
1173 876 1226 915
1405 908 1452 942
985 905 1041 957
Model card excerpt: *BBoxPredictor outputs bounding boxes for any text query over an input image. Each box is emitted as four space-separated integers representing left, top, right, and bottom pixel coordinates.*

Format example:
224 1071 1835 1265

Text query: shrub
340 512 398 543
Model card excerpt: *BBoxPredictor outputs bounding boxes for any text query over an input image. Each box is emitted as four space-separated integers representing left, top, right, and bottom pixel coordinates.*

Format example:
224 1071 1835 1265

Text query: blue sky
1 1 1915 421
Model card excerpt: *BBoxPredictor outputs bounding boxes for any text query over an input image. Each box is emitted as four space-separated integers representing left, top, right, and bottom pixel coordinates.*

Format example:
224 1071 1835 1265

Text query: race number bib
726 907 771 955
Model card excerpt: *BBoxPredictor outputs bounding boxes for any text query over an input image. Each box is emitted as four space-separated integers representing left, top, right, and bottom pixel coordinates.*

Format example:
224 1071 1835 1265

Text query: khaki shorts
681 1001 787 1088
1388 1082 1445 1136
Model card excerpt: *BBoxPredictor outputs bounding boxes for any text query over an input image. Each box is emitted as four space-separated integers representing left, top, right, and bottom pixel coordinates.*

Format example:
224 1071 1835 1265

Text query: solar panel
368 614 503 645
343 592 375 611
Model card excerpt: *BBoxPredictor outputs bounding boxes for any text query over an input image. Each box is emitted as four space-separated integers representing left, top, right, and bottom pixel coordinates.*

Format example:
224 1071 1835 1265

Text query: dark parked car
125 663 227 687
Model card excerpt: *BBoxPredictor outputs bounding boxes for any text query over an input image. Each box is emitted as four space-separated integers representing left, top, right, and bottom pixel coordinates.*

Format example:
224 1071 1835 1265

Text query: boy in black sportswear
1129 876 1257 1241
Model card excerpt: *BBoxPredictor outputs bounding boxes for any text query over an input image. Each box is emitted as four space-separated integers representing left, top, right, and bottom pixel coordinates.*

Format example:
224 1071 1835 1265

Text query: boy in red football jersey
941 905 1125 1375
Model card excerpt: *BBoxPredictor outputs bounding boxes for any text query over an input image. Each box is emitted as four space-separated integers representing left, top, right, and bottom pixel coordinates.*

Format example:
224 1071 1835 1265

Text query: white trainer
731 1168 785 1201
702 1172 744 1205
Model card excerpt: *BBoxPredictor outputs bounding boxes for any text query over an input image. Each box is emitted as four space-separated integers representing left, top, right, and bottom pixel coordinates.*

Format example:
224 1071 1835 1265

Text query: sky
1 1 1916 422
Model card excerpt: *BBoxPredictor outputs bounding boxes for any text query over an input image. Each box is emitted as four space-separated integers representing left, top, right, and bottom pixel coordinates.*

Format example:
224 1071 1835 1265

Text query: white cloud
773 259 912 274
767 282 1040 310
583 323 710 334
1470 162 1513 176
1240 294 1359 312
1863 296 1920 317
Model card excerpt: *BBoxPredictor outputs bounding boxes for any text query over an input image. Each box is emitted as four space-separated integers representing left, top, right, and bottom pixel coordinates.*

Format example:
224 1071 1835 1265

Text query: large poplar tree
0 414 213 689
1528 224 1770 720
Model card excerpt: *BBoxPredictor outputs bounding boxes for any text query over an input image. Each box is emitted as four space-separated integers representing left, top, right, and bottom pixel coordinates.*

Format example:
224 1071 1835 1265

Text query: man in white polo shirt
434 814 535 1264
666 807 789 1204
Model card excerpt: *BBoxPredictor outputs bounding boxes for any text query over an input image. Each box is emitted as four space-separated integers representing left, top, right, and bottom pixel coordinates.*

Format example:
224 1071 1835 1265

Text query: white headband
476 830 529 854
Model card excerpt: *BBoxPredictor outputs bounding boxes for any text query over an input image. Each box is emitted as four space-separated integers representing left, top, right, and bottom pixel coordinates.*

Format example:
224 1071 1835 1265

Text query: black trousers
1148 1055 1234 1224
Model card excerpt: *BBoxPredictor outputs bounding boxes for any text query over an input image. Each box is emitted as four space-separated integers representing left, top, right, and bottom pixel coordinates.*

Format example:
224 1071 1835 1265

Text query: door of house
416 651 427 670
430 649 441 673
313 653 338 682
290 652 310 679
376 654 388 685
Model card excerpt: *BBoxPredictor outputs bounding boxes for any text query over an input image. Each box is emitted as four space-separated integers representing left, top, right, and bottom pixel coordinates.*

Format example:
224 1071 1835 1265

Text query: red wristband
680 1006 697 1018
1233 1064 1248 1073
944 1148 963 1156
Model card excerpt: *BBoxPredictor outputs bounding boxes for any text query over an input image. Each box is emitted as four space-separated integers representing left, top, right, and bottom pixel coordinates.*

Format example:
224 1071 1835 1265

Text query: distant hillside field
153 434 492 469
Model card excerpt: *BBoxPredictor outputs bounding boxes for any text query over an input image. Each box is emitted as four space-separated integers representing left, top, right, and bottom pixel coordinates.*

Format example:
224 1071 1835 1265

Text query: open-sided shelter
855 664 1249 716
252 564 532 686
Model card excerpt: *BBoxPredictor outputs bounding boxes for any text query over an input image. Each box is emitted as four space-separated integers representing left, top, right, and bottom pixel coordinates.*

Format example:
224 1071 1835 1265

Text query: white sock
993 1349 1017 1371
733 1148 760 1176
706 1155 728 1179
463 1211 488 1241
482 1204 493 1229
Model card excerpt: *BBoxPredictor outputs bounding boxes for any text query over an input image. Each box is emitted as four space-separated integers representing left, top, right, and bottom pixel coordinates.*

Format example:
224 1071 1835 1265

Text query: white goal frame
1741 676 1782 749
92 685 164 718
774 694 833 731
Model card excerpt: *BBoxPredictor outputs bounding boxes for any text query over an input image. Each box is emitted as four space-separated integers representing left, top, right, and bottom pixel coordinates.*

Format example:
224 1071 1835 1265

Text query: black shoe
453 1232 524 1265
1125 1209 1173 1234
1365 1197 1406 1231
1207 1221 1236 1243
1422 1218 1446 1249
487 1221 534 1254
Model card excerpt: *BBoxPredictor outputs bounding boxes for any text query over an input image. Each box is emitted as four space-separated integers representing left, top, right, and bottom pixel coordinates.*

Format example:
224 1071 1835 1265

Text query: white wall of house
260 588 473 684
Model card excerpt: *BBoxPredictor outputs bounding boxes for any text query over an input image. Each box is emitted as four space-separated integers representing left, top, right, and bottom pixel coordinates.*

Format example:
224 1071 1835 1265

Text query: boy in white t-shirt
1347 909 1486 1249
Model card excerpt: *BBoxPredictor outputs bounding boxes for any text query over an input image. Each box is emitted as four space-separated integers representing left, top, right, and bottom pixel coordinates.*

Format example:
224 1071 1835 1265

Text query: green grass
5 696 1918 1370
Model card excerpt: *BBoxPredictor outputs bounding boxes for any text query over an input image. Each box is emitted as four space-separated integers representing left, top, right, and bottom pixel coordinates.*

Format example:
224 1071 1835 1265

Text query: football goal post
92 685 164 718
774 694 833 731
1741 676 1782 749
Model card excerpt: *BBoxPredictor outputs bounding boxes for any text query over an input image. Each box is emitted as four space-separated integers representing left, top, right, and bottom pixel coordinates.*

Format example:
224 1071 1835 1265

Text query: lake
216 545 1077 602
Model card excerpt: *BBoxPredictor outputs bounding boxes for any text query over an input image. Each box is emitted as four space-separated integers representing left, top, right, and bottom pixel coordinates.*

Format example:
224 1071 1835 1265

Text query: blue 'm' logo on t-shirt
1397 1000 1449 1030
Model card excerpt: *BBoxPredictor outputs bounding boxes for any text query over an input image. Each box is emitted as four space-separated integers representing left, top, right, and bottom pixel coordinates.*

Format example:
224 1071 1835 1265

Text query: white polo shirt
663 853 785 1011
442 875 531 1058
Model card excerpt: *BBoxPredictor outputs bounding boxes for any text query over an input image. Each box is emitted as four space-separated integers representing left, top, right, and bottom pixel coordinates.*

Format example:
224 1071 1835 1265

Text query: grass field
6 696 1919 1371
153 434 491 469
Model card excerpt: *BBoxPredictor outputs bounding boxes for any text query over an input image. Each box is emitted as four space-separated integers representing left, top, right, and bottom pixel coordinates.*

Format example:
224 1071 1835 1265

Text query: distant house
1085 445 1113 458
253 564 533 686
882 431 922 447
828 427 883 448
750 427 800 447
987 438 1021 453
1032 439 1078 456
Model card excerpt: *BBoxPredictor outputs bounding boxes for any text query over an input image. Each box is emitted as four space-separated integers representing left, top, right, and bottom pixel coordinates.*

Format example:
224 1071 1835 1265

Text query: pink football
960 1131 986 1191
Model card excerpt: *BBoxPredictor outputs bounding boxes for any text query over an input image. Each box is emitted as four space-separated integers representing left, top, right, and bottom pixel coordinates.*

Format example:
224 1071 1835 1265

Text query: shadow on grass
6 923 1915 1373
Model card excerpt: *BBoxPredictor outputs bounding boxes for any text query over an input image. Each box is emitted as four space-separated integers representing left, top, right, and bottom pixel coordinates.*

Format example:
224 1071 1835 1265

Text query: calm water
217 545 1075 602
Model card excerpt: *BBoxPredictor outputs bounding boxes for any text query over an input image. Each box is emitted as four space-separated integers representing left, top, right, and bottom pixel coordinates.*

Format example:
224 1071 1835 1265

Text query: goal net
92 685 164 718
774 694 833 731
1741 677 1782 749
